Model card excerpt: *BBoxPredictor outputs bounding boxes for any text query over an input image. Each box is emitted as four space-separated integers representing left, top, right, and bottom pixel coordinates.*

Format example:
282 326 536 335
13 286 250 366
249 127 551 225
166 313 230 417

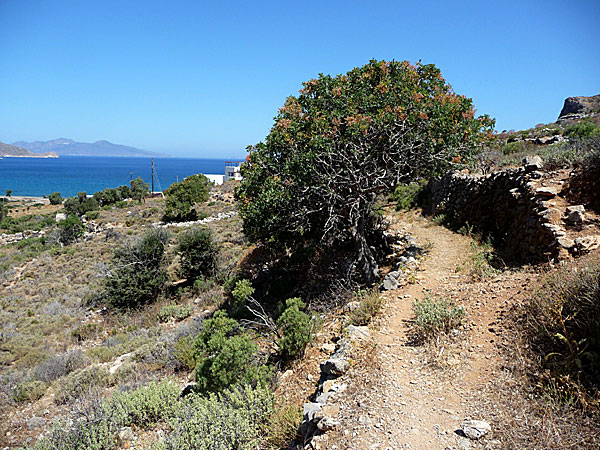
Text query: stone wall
427 159 563 263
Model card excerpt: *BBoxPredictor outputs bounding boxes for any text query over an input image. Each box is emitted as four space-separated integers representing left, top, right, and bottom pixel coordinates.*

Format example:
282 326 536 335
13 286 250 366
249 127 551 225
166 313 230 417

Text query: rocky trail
307 212 539 450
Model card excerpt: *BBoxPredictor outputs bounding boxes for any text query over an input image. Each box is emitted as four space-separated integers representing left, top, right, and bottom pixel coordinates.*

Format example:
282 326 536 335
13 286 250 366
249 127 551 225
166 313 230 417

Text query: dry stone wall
427 158 564 263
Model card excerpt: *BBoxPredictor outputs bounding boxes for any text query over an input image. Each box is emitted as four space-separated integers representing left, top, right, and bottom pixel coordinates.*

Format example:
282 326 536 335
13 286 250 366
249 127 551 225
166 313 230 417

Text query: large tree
236 60 494 283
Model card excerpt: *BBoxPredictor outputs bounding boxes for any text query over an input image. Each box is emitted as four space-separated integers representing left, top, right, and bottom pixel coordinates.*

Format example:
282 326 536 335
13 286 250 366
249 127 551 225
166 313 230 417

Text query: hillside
0 142 57 158
12 138 166 157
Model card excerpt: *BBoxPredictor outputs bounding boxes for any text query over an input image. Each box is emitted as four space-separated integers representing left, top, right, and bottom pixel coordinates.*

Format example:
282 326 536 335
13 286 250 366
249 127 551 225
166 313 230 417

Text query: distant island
0 142 58 158
12 138 168 157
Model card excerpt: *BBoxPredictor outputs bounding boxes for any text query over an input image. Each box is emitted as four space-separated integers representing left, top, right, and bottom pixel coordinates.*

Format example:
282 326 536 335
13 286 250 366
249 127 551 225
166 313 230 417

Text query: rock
320 358 348 376
540 208 561 224
320 343 336 353
566 205 586 224
344 301 361 311
575 236 600 253
108 352 132 374
317 416 340 431
118 426 136 443
55 212 67 223
303 402 322 422
535 187 558 198
347 325 370 340
322 380 347 394
556 237 575 250
523 155 543 171
460 420 491 439
558 94 600 119
26 417 45 430
315 392 332 404
382 272 399 290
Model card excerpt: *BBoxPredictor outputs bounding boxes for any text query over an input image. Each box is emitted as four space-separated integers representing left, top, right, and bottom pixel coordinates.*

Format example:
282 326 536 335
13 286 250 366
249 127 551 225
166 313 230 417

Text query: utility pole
151 158 155 194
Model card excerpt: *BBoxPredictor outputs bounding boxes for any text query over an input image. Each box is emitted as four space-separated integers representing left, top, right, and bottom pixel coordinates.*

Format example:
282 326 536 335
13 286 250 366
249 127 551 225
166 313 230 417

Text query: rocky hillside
12 138 165 157
558 93 600 120
0 142 57 158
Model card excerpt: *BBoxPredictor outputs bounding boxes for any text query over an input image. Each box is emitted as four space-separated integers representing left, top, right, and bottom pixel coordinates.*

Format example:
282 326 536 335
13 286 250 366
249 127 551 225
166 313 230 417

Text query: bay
0 156 232 197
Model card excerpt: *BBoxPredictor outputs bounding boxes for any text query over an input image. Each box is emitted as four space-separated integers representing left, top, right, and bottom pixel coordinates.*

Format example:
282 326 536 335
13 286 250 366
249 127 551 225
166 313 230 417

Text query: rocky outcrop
558 94 600 120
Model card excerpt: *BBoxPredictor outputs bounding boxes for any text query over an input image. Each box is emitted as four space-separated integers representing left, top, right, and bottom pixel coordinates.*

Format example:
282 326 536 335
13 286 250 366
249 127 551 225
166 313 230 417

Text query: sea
0 156 232 198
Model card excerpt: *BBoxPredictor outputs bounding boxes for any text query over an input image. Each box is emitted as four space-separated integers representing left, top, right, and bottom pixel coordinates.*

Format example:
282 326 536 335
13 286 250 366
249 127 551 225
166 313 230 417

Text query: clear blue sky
1 0 598 158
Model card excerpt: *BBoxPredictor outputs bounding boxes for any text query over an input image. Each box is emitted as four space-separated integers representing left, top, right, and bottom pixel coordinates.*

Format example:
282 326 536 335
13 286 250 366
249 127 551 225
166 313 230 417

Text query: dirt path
318 212 534 450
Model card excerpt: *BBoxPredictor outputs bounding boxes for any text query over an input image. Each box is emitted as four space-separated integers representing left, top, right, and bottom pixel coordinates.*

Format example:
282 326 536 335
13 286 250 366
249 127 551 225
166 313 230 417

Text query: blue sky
0 1 598 158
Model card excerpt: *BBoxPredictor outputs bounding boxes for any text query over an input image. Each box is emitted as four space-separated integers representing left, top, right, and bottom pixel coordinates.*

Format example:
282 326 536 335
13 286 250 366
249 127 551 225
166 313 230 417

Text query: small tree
64 194 99 217
236 60 494 283
103 228 169 309
48 192 63 205
130 177 149 203
177 227 218 281
163 174 210 222
5 189 11 197
57 215 84 245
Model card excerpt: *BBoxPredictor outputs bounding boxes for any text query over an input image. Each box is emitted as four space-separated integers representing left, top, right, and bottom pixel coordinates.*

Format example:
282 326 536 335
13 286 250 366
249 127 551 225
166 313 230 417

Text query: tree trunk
354 216 379 285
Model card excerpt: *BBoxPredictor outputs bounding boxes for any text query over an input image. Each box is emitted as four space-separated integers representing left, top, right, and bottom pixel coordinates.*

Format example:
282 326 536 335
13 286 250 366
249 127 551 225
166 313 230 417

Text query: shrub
103 228 169 309
390 181 427 211
12 380 47 403
157 303 194 323
231 279 254 310
412 293 465 341
526 255 600 407
48 192 63 205
55 364 110 404
163 174 210 222
193 310 269 392
349 290 384 326
276 297 314 360
33 349 89 382
177 227 218 281
564 120 600 139
156 384 273 450
57 214 84 245
130 177 149 203
85 210 100 220
64 193 99 217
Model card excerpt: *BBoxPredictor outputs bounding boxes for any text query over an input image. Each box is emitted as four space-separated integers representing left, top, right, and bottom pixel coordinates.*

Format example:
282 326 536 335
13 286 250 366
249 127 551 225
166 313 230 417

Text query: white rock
460 420 491 439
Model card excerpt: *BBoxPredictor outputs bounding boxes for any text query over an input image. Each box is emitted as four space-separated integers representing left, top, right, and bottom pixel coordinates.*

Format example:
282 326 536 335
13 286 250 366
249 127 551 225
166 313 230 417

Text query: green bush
64 193 99 217
193 310 269 392
85 210 100 220
390 181 427 211
57 214 84 245
12 380 47 403
163 174 210 222
412 293 465 341
231 279 254 310
526 254 600 407
276 297 314 360
564 120 600 139
103 229 169 309
157 303 194 323
48 192 63 205
156 384 273 450
177 227 218 281
55 364 110 404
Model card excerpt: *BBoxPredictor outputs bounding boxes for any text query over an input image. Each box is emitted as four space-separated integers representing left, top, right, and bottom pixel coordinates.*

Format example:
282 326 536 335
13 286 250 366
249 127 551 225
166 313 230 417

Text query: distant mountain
12 138 167 157
0 142 58 158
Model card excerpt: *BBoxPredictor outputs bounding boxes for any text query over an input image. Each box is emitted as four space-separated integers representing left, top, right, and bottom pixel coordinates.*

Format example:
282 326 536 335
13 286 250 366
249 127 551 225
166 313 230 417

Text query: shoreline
0 196 49 204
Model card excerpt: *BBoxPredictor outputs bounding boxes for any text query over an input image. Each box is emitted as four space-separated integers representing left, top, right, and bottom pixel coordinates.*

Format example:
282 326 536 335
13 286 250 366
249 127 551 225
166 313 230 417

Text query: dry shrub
349 290 384 326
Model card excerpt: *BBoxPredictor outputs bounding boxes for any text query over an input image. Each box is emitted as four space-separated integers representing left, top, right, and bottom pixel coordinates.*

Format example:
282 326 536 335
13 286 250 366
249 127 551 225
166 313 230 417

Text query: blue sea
0 156 231 197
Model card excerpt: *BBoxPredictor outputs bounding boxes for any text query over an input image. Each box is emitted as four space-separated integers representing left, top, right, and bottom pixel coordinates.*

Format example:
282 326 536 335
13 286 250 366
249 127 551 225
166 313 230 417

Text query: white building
224 161 244 182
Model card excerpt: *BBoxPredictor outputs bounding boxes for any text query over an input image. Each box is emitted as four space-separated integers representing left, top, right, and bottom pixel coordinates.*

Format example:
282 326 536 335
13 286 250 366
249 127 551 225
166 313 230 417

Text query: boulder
55 212 67 222
303 402 322 422
535 187 558 198
347 325 370 341
320 358 348 376
26 417 45 430
558 94 600 119
523 155 543 172
460 419 491 439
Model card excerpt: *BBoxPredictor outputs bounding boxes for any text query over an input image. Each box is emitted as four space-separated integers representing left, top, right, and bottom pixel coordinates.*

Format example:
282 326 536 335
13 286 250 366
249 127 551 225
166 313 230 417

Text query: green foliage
5 189 12 197
564 120 600 139
502 140 534 155
349 290 384 325
276 297 314 360
164 174 210 222
48 192 63 205
236 59 494 283
85 210 100 220
130 176 149 203
12 380 47 403
0 198 6 221
390 181 427 211
64 193 99 217
193 310 269 392
55 364 110 404
155 384 274 450
526 255 600 408
157 303 194 323
412 292 465 341
31 380 180 450
177 227 218 281
57 214 84 245
103 228 169 309
231 279 254 309
0 212 55 234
